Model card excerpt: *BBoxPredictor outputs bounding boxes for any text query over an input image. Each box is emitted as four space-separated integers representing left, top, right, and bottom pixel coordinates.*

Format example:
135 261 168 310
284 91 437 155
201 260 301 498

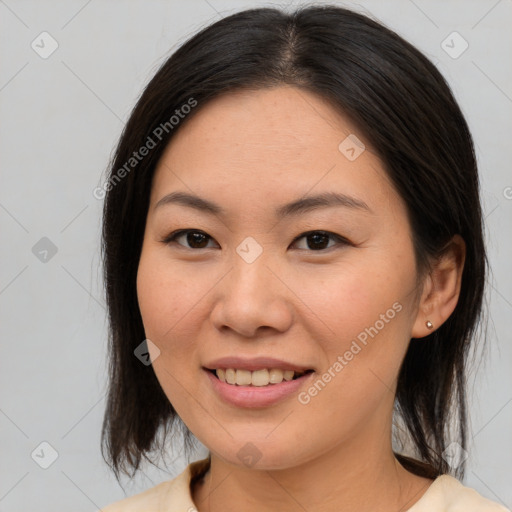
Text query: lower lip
204 369 314 408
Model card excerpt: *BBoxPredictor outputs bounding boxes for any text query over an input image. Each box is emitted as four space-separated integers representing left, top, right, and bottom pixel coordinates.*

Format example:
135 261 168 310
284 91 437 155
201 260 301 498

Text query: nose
210 254 294 338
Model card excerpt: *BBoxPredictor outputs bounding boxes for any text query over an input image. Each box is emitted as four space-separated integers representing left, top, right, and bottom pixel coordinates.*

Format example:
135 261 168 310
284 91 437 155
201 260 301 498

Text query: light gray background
1 0 511 510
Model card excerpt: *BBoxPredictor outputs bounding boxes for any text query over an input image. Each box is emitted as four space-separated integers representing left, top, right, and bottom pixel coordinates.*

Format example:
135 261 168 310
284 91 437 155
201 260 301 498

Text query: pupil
188 232 208 248
308 233 328 250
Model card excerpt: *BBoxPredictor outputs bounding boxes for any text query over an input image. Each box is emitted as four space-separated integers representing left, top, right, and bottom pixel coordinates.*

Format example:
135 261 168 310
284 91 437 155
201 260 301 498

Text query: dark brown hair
100 5 486 482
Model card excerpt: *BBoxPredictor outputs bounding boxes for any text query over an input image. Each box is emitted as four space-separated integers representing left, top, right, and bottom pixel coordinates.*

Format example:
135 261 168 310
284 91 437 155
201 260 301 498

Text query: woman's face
137 86 425 469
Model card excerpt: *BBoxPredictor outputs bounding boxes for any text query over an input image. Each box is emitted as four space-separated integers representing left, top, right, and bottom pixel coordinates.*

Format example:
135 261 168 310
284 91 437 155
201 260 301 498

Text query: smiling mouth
207 368 314 386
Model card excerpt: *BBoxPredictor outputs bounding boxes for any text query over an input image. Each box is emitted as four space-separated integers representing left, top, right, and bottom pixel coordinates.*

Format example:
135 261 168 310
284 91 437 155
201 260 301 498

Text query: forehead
163 86 357 164
150 86 402 219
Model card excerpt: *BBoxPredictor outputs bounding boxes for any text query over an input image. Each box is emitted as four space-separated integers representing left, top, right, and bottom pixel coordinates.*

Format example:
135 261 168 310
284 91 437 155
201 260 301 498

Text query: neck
192 430 433 512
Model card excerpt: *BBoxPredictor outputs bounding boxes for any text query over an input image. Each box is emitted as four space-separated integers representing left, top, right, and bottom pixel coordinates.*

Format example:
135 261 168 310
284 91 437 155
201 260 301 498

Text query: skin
136 86 465 512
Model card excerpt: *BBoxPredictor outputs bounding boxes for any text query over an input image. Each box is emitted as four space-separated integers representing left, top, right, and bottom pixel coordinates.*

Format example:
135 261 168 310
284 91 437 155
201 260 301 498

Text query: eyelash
161 229 352 252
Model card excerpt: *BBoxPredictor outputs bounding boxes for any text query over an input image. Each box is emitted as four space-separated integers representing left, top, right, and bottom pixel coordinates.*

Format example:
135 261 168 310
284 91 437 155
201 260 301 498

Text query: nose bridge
230 242 276 307
211 239 293 336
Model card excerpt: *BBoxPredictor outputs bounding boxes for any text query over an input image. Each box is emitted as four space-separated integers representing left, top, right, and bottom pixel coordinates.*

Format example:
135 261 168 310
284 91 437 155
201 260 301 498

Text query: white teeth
214 368 307 386
235 369 252 386
283 370 295 381
269 368 284 384
225 368 236 384
251 369 269 387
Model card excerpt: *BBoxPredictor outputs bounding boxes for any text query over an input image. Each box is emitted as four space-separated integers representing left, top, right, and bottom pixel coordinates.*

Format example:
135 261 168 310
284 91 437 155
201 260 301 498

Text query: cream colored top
100 458 510 511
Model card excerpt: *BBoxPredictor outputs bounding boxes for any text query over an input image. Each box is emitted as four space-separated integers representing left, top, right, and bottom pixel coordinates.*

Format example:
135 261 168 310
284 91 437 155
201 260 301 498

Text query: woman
99 5 509 511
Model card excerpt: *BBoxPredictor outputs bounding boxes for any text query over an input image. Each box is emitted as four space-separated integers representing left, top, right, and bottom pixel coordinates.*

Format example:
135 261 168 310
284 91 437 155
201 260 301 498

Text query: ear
411 235 466 338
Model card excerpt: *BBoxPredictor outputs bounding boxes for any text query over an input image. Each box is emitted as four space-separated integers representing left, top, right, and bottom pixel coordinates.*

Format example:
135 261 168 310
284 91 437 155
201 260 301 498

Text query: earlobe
411 235 466 339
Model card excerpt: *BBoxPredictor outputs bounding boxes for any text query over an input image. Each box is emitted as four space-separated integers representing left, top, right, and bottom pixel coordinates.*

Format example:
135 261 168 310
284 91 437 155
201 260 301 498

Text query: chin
205 436 311 471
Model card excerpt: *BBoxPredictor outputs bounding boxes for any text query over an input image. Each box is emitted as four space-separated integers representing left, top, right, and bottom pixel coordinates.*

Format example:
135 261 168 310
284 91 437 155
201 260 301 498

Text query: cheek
299 255 417 400
137 260 177 339
136 252 203 415
136 251 195 366
137 249 200 338
301 260 410 339
296 274 411 438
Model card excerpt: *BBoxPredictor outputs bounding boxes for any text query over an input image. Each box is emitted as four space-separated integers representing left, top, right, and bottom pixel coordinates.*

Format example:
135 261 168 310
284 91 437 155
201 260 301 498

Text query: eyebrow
154 191 371 218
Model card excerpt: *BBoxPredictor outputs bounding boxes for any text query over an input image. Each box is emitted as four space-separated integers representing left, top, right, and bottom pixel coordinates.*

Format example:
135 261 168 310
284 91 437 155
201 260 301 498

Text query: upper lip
204 356 314 372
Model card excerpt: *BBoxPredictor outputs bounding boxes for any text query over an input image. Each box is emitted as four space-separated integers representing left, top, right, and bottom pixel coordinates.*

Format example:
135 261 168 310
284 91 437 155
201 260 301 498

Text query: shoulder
99 479 175 512
98 458 210 512
408 474 510 512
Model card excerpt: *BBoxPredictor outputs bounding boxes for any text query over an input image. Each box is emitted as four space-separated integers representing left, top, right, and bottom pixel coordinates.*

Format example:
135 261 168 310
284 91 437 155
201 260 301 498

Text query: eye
162 229 218 249
291 230 351 251
162 229 351 251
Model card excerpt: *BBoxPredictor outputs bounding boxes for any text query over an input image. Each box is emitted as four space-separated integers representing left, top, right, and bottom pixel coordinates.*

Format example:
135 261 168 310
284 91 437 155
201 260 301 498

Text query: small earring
426 320 433 330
